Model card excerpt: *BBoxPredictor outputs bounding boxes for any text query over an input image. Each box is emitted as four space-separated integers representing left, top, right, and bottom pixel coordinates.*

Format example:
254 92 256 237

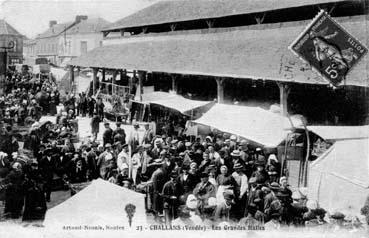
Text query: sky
0 0 158 38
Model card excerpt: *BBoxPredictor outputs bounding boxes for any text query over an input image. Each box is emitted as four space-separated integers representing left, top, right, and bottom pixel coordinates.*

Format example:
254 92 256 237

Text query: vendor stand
130 91 214 136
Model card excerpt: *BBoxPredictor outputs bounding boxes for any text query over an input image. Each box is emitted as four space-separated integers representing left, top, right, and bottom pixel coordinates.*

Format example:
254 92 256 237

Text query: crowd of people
0 69 367 232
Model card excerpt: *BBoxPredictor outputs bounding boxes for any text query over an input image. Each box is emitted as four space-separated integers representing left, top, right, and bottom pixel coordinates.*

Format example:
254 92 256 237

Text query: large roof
105 0 346 31
69 16 368 87
67 18 110 35
36 22 74 38
0 19 22 35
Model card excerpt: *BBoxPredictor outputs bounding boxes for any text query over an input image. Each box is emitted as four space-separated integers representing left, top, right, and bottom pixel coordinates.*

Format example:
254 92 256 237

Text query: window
80 41 87 54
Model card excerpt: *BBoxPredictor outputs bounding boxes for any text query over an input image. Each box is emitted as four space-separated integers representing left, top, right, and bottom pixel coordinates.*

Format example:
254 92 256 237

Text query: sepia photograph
0 0 368 237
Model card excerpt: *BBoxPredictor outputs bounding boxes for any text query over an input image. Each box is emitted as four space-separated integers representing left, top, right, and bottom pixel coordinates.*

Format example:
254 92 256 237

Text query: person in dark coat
162 171 181 223
22 161 47 221
39 149 56 202
250 160 270 185
87 96 96 118
69 157 87 183
177 165 197 203
54 152 70 180
102 122 113 148
193 172 216 214
151 164 166 215
4 162 24 218
91 112 100 141
113 122 126 145
95 97 104 121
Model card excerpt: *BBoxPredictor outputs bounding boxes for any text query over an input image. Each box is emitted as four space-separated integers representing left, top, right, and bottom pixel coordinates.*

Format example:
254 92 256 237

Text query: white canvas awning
43 179 147 230
142 91 213 116
193 103 301 147
307 125 369 141
308 138 369 215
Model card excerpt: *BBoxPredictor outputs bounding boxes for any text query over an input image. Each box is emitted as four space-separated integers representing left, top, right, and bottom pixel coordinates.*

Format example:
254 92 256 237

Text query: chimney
75 15 88 24
49 20 57 28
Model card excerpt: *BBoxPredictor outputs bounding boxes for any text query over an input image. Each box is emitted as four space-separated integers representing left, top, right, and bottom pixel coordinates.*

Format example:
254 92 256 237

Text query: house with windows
25 15 109 66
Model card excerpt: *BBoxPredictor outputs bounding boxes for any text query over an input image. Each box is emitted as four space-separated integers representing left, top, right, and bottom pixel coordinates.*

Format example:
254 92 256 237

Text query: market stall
131 91 214 135
192 103 302 147
308 138 369 216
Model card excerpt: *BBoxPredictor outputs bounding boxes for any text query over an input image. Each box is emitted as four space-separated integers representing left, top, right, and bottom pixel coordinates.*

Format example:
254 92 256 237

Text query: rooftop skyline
0 0 157 38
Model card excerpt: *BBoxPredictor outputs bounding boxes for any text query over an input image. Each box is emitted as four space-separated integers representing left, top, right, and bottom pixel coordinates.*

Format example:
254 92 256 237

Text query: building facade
24 16 109 66
0 19 24 65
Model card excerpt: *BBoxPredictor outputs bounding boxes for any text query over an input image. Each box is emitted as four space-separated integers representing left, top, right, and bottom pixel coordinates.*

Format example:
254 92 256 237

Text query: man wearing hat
128 122 140 154
103 122 113 148
96 143 115 179
162 171 181 223
215 191 235 222
117 144 129 173
230 150 245 169
39 147 56 202
142 123 154 145
229 135 237 152
150 160 166 216
251 156 270 185
177 165 197 202
113 121 126 145
193 172 216 214
231 163 248 220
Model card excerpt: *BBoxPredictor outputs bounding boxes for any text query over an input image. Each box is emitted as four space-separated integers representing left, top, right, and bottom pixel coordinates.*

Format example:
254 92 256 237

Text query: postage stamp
289 10 368 86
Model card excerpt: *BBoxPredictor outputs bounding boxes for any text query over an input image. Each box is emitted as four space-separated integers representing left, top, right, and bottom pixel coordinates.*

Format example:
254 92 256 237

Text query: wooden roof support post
216 77 225 104
137 70 146 102
171 75 178 94
112 70 118 94
277 82 290 116
92 68 98 95
69 65 74 93
102 68 106 82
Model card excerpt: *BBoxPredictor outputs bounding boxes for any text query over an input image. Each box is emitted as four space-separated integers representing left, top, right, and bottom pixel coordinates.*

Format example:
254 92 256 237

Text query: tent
192 103 302 147
43 179 147 230
308 138 369 215
307 125 369 142
141 91 213 116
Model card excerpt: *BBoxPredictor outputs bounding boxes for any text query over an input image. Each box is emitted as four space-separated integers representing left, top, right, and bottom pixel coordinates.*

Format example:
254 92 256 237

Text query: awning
192 103 301 147
141 91 213 116
308 125 369 141
69 16 368 87
43 179 147 230
308 138 369 215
